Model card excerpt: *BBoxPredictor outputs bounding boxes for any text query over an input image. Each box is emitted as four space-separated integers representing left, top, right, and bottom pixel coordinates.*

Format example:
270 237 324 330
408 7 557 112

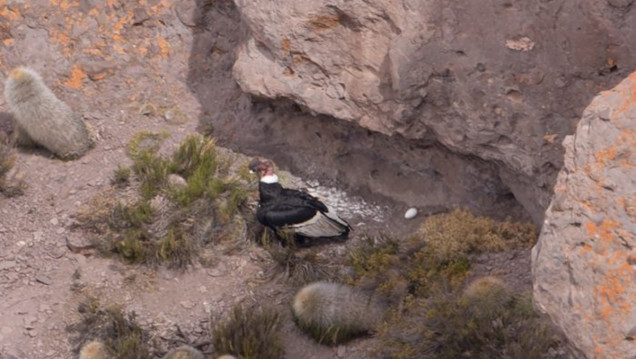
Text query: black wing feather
280 188 329 212
257 182 330 227
257 202 317 227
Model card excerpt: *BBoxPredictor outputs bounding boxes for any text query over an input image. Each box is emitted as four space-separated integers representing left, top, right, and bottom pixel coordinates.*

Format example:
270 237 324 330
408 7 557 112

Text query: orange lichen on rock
578 243 592 255
595 147 617 166
112 10 132 33
0 5 21 20
64 65 86 89
590 218 621 243
307 13 341 32
596 263 633 317
157 37 171 57
49 0 79 9
281 37 291 54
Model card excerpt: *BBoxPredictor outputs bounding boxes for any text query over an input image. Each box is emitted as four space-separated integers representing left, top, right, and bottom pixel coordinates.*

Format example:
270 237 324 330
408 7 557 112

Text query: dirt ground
0 1 541 358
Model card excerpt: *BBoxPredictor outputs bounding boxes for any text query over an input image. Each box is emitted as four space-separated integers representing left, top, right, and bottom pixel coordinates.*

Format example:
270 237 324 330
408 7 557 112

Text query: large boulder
231 0 636 223
532 72 636 358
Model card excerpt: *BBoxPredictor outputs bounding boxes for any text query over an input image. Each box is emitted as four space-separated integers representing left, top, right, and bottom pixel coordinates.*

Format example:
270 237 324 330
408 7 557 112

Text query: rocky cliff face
230 0 636 223
532 72 636 358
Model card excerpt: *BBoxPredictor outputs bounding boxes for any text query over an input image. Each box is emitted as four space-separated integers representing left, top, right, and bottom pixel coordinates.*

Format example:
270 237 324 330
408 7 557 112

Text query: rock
505 37 535 52
163 107 189 125
230 0 636 224
0 261 17 271
176 2 198 27
167 174 187 188
138 103 157 116
179 300 195 309
532 72 636 358
35 275 52 285
607 0 633 8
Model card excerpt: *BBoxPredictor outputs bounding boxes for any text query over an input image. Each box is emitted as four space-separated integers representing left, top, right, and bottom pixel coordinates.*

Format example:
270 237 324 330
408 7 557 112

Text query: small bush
349 210 538 299
212 305 283 359
264 241 335 285
75 133 252 268
418 208 537 261
375 283 558 359
67 298 150 359
111 165 131 187
346 210 556 358
0 135 15 183
0 134 25 196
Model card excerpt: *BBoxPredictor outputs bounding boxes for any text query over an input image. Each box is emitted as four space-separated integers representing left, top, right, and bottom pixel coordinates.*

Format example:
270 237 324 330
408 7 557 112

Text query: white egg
404 207 418 219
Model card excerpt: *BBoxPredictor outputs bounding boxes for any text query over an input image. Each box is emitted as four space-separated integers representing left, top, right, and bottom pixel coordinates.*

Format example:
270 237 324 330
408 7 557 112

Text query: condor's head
248 157 277 182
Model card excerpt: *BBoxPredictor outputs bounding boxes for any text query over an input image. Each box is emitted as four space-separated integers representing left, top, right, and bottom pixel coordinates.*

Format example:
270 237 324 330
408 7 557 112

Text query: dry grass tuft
67 297 150 359
0 133 25 196
111 165 131 188
376 281 559 359
212 305 283 359
75 133 253 268
264 242 335 285
346 210 557 357
418 208 537 261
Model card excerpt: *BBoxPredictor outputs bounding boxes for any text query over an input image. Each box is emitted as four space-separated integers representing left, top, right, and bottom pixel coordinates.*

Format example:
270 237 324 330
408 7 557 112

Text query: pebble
167 174 187 187
0 261 17 271
35 275 52 285
404 207 418 219
180 300 195 309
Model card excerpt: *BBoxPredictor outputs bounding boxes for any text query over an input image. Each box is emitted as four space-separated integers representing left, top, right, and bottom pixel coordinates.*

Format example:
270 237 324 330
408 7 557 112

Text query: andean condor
248 158 351 240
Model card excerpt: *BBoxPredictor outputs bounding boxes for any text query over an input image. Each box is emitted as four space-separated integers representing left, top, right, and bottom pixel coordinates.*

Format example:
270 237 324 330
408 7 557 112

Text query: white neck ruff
260 174 279 184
